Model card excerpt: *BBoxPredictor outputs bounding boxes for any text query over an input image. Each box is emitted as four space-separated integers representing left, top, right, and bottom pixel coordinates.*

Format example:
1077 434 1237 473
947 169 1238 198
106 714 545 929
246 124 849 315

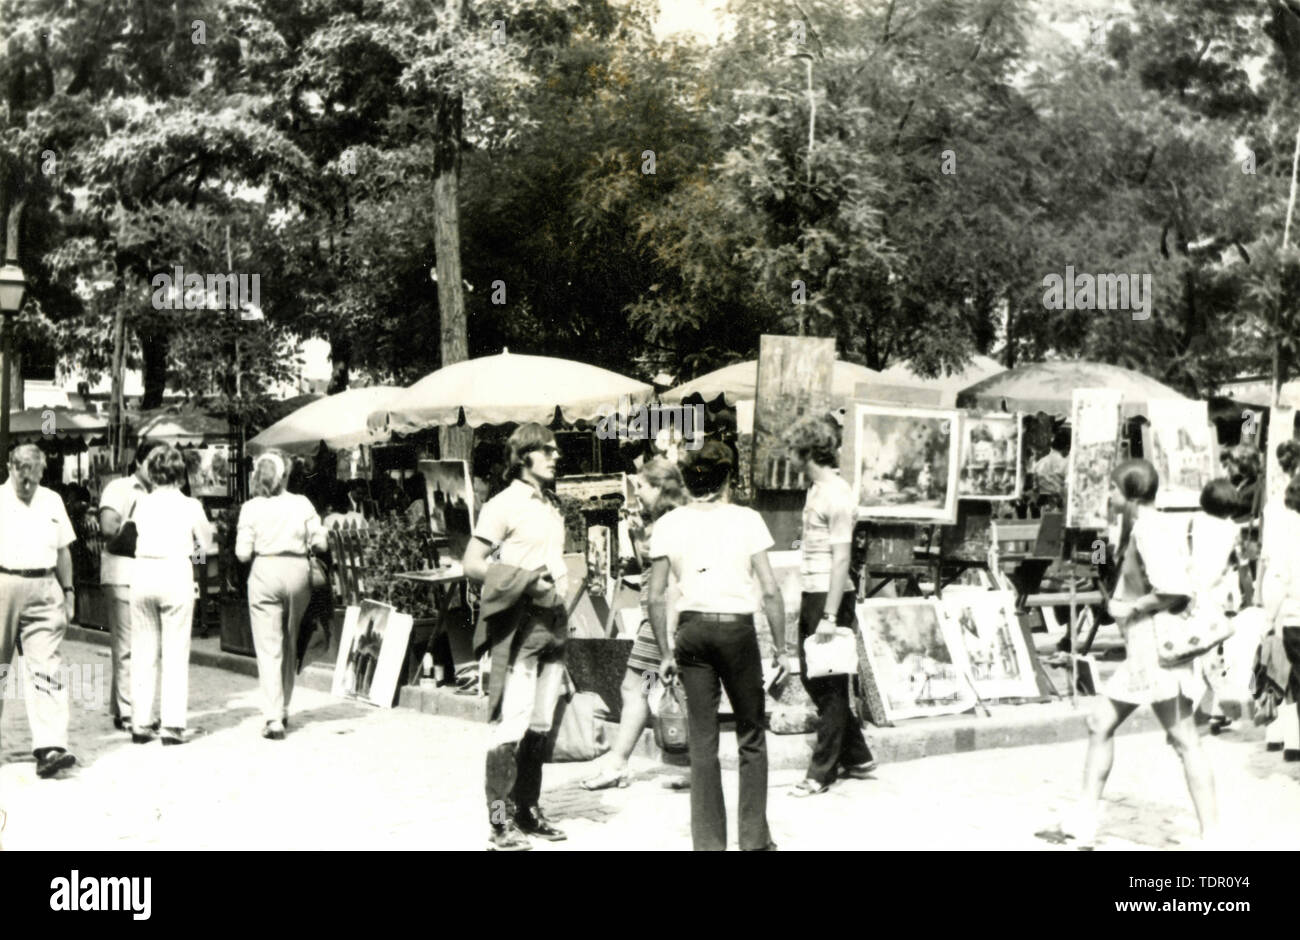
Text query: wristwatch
820 612 836 624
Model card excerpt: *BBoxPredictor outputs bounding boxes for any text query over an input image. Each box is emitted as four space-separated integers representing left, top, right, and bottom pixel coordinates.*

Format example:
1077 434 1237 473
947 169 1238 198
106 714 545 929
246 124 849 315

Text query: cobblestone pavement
2 640 1298 851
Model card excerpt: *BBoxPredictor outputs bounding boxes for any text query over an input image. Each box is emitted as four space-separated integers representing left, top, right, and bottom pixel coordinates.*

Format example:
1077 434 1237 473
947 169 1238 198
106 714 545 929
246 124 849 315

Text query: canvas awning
660 359 885 407
249 386 403 456
956 361 1190 418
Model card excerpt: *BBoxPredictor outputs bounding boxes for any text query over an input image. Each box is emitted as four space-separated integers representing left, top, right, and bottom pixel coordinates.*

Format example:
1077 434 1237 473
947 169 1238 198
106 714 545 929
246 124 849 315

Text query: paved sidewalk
2 640 1297 850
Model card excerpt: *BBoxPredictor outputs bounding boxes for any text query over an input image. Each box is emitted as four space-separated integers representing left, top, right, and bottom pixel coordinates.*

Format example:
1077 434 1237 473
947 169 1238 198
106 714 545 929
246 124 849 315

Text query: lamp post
0 262 28 475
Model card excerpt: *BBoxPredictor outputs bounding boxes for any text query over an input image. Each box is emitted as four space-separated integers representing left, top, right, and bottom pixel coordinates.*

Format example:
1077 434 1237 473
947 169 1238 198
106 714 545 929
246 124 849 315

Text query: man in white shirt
97 440 159 732
783 414 876 796
649 441 789 851
463 423 571 851
0 445 78 778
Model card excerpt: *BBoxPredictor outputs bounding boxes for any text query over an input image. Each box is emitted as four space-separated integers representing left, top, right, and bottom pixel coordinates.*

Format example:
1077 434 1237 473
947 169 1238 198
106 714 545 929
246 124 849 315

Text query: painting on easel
1066 389 1123 530
856 597 975 721
1144 399 1216 510
753 335 835 489
852 403 960 523
958 413 1022 500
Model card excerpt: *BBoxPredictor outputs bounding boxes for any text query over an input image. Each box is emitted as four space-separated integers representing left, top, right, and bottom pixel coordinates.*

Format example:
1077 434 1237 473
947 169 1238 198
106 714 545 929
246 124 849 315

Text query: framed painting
418 459 475 560
586 525 615 602
331 600 414 709
556 473 628 505
958 412 1022 500
855 597 976 721
183 445 230 498
938 590 1038 700
852 403 960 523
753 335 835 490
1066 389 1122 530
1145 399 1216 510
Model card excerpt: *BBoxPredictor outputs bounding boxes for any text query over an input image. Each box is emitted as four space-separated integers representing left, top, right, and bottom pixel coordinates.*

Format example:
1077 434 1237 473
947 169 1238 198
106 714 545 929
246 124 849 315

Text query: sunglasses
538 445 561 458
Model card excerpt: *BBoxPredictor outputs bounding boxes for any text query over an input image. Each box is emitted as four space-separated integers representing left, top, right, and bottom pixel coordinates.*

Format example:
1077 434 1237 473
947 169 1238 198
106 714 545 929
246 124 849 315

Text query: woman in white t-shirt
129 445 213 745
648 442 791 851
236 451 329 739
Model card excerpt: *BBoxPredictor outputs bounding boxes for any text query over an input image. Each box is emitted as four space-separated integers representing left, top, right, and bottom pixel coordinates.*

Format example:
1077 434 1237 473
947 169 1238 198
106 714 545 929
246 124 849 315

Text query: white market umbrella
373 350 653 432
248 385 404 456
660 359 884 407
877 354 1006 407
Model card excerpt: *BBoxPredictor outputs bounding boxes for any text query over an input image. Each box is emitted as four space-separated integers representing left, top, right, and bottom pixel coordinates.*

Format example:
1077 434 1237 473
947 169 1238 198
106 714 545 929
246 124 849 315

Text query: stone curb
64 626 1165 770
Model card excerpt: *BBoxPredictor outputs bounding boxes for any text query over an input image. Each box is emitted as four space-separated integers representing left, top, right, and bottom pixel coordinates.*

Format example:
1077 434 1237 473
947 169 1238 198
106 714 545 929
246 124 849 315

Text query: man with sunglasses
0 445 79 778
463 423 571 851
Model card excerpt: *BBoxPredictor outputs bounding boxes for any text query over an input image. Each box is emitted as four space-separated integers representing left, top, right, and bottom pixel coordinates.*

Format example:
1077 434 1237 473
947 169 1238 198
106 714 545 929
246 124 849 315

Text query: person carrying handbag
1061 459 1219 849
235 451 328 740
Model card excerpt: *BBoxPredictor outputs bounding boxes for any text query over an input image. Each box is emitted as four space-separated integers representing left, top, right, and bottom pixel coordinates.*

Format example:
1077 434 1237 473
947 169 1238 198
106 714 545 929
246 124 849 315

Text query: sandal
791 778 829 798
580 768 630 791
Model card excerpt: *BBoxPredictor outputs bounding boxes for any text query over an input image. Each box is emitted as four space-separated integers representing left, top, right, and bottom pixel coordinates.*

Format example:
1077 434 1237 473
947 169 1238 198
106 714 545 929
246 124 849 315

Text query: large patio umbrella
956 361 1190 417
877 354 1006 406
373 350 654 432
249 385 403 456
7 406 107 442
135 406 231 444
660 359 885 407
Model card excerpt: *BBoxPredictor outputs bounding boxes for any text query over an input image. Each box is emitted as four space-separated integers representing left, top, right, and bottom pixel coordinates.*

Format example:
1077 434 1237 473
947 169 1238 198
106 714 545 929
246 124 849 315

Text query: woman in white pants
236 451 328 739
130 445 213 745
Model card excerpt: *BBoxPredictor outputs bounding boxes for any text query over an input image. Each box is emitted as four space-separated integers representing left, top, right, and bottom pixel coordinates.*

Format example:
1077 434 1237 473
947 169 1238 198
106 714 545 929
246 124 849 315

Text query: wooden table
395 566 469 683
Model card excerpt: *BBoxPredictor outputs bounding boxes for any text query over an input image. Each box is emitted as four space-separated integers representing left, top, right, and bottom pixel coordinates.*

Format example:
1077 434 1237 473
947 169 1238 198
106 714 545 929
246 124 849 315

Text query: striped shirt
800 473 856 594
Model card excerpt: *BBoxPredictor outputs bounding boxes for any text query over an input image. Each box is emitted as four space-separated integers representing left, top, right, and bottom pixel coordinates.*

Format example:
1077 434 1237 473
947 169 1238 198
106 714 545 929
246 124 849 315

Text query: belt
260 553 307 558
0 566 55 578
678 611 753 624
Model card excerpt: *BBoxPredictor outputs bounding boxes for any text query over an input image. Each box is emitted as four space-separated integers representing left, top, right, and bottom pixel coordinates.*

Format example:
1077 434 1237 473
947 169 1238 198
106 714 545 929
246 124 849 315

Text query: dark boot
511 731 546 812
485 742 519 827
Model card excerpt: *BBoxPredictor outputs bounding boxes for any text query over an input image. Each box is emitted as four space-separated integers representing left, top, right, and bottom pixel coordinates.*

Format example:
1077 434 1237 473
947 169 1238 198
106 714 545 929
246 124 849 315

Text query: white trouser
130 560 194 732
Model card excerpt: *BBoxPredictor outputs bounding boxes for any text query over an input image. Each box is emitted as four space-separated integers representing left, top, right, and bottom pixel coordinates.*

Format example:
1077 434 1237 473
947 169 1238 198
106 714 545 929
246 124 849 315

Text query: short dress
1101 511 1205 707
626 575 665 675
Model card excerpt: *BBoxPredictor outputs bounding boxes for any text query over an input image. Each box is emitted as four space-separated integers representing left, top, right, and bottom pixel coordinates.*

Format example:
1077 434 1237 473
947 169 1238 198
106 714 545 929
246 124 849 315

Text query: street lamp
0 262 28 474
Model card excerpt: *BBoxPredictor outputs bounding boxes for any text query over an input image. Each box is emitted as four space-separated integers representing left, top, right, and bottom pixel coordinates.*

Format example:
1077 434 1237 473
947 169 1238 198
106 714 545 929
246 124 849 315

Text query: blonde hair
251 451 289 498
145 445 187 487
638 457 687 522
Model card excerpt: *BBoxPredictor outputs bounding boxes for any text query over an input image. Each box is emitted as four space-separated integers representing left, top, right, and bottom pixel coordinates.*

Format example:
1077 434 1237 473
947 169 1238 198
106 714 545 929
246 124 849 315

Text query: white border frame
852 403 961 523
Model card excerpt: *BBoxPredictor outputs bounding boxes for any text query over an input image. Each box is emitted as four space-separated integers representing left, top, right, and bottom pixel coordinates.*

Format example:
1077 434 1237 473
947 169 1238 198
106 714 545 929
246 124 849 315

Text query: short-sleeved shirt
1033 451 1068 497
236 493 325 560
649 502 774 614
133 487 211 564
800 472 856 594
0 481 77 570
473 479 568 599
98 474 149 586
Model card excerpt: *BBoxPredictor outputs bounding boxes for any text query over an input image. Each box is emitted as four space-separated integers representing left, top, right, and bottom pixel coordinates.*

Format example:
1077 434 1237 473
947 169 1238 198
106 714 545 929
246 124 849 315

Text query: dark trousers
675 614 770 851
484 611 566 825
798 591 873 784
1283 626 1300 734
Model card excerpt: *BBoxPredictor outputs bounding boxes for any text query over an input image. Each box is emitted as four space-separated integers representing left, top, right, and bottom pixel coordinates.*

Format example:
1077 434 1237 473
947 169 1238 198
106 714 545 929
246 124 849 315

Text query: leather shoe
263 721 285 741
35 748 77 779
113 716 131 732
515 807 567 842
487 821 533 852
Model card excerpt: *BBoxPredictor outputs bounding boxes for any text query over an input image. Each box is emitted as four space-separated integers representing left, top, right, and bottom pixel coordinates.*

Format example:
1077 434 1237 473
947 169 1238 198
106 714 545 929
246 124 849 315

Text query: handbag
542 671 610 763
803 627 859 678
305 518 328 591
652 674 690 754
1152 522 1236 669
104 497 138 558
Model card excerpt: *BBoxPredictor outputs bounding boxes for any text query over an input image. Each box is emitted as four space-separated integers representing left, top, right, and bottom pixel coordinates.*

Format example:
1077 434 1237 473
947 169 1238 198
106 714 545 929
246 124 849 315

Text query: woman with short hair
236 450 328 739
129 445 213 745
1066 459 1218 847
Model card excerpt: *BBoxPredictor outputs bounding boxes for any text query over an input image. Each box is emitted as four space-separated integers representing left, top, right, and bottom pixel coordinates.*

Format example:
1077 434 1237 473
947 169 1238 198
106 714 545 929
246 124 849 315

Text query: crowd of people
4 408 1299 852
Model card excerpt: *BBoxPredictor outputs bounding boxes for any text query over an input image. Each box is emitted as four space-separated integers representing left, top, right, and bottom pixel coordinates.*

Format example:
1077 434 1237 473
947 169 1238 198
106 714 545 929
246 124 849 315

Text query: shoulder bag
305 517 329 591
104 489 138 558
1152 521 1236 668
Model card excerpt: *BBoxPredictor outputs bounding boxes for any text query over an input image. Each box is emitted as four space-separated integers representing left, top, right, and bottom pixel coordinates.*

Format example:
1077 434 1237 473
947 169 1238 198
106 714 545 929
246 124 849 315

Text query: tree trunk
433 0 472 462
140 326 169 409
109 300 126 469
328 332 351 394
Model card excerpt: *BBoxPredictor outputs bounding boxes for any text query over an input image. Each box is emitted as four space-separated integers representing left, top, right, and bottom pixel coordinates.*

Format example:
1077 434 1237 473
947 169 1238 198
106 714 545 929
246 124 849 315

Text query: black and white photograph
1 0 1296 899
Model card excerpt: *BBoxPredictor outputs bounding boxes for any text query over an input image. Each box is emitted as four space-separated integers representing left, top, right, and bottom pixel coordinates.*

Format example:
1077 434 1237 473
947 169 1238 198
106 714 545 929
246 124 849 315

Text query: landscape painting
1066 389 1123 529
938 590 1038 700
958 413 1022 500
853 404 960 523
856 597 975 721
1146 399 1216 510
754 335 835 490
